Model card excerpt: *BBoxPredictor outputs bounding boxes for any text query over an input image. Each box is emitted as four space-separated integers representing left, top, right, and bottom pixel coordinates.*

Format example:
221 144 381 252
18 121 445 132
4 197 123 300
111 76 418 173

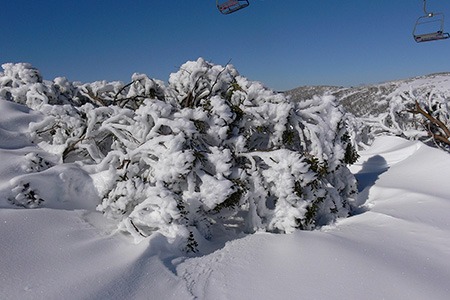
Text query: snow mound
350 136 422 173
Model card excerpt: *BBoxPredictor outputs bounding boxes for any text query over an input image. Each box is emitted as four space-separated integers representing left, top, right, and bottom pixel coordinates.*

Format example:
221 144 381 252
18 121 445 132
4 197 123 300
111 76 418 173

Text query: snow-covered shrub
22 152 54 173
0 59 358 249
9 181 44 208
0 63 78 109
362 88 450 151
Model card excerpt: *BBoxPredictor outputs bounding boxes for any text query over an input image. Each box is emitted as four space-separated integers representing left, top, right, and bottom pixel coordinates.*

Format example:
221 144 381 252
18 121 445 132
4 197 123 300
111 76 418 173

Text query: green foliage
193 119 209 134
282 128 296 145
9 182 44 208
344 142 360 165
305 156 328 178
213 187 244 213
294 181 303 198
297 197 325 230
341 132 359 164
185 231 199 253
225 80 245 101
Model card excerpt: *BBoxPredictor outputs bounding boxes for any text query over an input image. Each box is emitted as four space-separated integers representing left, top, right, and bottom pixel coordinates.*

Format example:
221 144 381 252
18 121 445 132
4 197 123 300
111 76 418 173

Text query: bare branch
407 100 450 146
113 80 136 102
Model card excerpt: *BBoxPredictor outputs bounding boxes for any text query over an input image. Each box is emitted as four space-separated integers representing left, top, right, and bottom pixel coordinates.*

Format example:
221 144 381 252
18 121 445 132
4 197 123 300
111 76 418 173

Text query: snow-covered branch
0 59 359 251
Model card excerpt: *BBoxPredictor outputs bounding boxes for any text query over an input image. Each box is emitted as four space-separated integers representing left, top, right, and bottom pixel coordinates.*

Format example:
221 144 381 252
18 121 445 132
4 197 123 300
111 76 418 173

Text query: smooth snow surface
1 100 450 299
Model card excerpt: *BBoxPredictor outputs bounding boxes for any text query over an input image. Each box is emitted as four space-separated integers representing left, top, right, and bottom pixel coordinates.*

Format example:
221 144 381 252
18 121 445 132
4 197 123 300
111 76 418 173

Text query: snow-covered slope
1 95 450 299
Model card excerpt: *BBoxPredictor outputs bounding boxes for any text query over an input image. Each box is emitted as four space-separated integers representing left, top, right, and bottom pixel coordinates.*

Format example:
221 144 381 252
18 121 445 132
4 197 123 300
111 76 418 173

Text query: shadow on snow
351 154 389 215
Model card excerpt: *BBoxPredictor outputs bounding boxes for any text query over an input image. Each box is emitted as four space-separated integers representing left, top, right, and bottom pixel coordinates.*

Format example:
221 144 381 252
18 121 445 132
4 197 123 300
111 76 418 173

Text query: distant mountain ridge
285 72 450 116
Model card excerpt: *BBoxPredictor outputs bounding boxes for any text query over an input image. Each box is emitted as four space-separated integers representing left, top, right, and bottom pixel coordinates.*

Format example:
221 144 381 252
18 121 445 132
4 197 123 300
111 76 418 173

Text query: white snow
1 96 450 299
177 136 450 300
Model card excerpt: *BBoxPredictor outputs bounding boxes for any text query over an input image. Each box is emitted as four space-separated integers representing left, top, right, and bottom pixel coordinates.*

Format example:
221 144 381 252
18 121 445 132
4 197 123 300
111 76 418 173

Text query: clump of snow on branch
0 59 359 250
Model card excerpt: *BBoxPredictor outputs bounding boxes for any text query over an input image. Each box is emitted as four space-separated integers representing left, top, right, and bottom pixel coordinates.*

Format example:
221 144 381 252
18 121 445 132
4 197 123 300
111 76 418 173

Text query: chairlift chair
413 1 450 42
216 0 249 15
413 13 450 42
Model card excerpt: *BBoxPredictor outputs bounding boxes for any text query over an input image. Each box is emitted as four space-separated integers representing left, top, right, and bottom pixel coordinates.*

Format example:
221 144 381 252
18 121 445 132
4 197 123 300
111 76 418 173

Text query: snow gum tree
362 88 450 152
0 59 358 250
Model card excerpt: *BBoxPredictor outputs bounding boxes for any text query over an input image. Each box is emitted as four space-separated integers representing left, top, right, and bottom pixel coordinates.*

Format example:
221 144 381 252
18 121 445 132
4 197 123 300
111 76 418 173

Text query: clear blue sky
2 0 450 91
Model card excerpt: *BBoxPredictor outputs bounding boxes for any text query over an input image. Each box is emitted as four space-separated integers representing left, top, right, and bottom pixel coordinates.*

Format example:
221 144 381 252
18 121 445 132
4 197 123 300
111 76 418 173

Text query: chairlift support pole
423 0 433 17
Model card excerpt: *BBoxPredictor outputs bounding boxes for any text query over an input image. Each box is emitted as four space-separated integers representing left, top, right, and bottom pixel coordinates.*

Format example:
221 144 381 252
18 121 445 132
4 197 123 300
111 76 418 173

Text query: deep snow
1 98 450 299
